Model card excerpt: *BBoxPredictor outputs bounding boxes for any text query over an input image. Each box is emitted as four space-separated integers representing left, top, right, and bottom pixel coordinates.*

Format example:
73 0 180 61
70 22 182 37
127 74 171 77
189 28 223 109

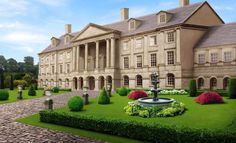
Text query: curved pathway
0 91 104 143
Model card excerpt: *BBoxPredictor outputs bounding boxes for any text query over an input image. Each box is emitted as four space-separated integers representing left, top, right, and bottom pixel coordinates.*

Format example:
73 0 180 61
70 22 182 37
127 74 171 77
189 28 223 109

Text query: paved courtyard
0 91 104 143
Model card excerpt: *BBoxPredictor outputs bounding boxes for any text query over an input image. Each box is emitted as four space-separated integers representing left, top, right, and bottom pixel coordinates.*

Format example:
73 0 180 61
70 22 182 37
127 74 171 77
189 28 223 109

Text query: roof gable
73 23 115 41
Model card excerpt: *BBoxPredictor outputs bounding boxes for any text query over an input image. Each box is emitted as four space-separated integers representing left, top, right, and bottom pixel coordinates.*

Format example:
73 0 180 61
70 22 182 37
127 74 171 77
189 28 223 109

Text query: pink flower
128 90 148 100
195 92 224 104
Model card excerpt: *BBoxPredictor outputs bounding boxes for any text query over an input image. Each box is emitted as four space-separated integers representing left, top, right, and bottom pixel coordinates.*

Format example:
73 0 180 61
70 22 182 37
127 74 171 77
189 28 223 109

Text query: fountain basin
138 97 175 107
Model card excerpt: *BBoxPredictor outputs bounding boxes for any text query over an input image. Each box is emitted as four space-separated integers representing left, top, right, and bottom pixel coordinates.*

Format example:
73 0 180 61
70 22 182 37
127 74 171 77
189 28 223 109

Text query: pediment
73 23 114 41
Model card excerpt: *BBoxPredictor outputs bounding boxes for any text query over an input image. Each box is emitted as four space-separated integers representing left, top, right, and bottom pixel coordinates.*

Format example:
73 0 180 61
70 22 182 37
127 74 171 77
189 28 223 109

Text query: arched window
58 79 62 87
136 75 143 87
65 79 69 87
167 73 175 87
223 77 230 90
198 78 204 89
123 76 129 87
210 77 217 90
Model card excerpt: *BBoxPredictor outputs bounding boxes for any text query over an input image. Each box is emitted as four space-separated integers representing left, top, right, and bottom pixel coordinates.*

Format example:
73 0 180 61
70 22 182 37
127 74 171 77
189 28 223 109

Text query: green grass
17 94 236 142
0 89 66 104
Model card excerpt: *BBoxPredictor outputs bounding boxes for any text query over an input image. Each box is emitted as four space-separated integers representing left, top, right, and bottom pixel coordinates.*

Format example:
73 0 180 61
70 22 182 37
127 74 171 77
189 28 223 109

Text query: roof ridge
104 2 204 27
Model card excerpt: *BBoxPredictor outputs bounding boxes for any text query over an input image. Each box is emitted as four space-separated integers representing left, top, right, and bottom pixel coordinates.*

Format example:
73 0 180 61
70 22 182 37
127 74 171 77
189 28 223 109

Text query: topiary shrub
0 90 9 100
195 92 223 104
68 96 84 111
189 80 197 97
10 75 14 90
98 88 110 104
52 87 59 93
228 78 236 99
28 85 36 96
117 87 128 96
128 90 148 100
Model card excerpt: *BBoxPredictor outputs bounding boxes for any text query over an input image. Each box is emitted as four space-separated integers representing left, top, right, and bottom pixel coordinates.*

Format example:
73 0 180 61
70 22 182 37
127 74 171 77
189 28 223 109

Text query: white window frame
149 36 157 46
210 53 218 63
198 54 205 64
135 38 142 49
224 51 232 62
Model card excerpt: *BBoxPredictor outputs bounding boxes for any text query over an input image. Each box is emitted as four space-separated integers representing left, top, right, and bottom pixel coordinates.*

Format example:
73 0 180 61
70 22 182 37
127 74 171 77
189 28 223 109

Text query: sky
0 0 236 63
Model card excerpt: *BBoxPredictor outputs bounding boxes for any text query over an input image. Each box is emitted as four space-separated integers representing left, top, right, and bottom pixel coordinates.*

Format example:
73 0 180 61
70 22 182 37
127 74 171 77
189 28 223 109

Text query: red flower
128 90 148 100
195 92 224 104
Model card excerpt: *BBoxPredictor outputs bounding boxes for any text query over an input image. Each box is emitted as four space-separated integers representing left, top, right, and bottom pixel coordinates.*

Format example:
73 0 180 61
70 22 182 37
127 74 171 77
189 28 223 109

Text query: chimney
65 24 72 34
180 0 189 7
120 8 129 21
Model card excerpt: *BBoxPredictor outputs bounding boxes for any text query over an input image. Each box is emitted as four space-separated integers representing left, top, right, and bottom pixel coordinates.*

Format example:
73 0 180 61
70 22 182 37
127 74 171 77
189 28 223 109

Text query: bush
40 110 236 143
60 88 72 92
128 90 148 100
28 85 36 96
98 88 110 104
195 92 223 104
14 80 27 88
68 96 84 111
116 87 128 96
189 80 197 97
23 74 32 86
52 87 59 93
34 83 38 90
228 78 236 99
0 90 9 100
0 74 4 89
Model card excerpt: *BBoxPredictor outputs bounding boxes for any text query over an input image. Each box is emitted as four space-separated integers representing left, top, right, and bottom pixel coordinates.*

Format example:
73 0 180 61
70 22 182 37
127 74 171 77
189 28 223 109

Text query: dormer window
157 11 173 25
128 18 142 31
160 14 166 23
65 35 70 44
51 37 59 47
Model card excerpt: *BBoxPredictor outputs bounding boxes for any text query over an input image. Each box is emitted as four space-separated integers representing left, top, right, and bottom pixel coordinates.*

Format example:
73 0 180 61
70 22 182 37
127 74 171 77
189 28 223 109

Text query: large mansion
38 0 236 91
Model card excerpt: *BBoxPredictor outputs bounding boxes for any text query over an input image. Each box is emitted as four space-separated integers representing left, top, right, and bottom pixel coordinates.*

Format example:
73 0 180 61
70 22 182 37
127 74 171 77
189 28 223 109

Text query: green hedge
40 110 236 143
197 89 228 97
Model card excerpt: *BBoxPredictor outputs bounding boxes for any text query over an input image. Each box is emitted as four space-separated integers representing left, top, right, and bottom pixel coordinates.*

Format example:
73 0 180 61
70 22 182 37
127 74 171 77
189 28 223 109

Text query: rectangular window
150 54 157 67
123 42 128 50
67 64 70 73
136 55 142 68
124 57 129 69
211 53 218 63
198 54 205 64
150 36 157 46
60 65 63 74
224 52 232 62
51 66 55 74
160 14 166 23
167 51 175 65
167 32 175 43
135 39 142 48
52 54 55 61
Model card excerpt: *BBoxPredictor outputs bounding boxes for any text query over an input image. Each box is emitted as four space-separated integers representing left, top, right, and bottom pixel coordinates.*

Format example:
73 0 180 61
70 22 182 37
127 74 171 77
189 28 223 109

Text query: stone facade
38 0 236 91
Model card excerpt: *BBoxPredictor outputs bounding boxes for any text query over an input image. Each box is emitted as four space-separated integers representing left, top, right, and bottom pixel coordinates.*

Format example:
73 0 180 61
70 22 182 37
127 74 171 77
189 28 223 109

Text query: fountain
138 72 174 107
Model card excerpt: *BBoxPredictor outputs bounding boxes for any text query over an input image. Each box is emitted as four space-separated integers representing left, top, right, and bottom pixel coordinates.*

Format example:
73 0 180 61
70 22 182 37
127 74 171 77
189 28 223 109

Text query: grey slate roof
40 2 205 54
197 22 236 48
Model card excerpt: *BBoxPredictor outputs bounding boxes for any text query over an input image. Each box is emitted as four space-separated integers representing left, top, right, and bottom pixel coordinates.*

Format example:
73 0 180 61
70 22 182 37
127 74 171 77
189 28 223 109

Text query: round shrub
228 78 236 99
195 92 223 104
28 85 36 96
68 96 84 111
52 87 59 93
189 80 197 97
117 87 128 96
128 90 148 100
98 88 110 104
0 90 9 100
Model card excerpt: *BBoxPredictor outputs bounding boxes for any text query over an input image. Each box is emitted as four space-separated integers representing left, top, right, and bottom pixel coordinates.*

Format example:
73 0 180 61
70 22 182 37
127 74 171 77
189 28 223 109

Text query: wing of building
38 0 236 91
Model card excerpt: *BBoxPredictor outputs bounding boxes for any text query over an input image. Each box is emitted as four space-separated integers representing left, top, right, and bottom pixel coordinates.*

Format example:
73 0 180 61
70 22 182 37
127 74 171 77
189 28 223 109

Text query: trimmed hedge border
40 110 236 143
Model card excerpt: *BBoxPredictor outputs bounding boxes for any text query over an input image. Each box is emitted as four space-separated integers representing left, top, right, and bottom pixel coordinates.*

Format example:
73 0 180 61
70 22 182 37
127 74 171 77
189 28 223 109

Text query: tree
0 73 4 89
23 74 32 86
6 58 18 73
228 78 236 99
189 80 197 97
23 56 34 73
0 56 7 70
10 75 14 90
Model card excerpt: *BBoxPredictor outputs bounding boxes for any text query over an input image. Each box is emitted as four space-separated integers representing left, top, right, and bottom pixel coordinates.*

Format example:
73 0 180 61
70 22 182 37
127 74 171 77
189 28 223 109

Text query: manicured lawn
17 94 236 142
0 89 66 104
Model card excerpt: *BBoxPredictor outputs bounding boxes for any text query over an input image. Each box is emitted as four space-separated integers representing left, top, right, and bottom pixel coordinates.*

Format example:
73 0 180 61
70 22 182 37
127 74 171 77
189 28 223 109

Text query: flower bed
128 90 148 100
124 101 186 118
158 89 188 95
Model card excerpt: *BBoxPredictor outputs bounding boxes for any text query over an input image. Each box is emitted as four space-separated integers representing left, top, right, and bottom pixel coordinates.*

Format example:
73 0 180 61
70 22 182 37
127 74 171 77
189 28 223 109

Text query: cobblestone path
0 91 104 143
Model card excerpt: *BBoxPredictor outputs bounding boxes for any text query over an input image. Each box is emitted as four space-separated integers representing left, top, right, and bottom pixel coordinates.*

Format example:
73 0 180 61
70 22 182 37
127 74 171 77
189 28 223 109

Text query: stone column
85 43 88 71
110 38 115 68
106 39 110 68
76 46 80 71
72 46 76 71
96 41 99 70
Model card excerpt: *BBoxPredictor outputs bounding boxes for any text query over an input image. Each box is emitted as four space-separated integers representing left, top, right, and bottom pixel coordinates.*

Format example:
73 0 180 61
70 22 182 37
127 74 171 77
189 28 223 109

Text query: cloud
35 0 66 7
214 6 235 11
0 0 30 17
